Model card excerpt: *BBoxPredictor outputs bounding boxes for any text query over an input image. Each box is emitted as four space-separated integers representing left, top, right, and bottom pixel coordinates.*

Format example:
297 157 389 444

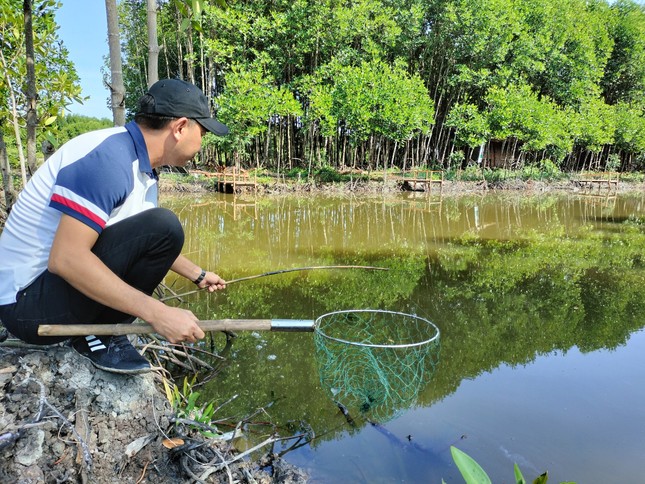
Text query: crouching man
0 79 228 374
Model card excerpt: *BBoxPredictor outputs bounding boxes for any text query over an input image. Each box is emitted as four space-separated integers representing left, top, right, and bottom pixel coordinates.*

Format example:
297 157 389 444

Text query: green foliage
216 62 303 159
110 0 645 171
453 164 486 182
446 103 490 149
421 0 644 167
118 0 149 119
522 159 564 181
485 83 573 160
448 446 576 484
1 0 83 161
284 167 309 180
438 0 522 97
606 153 621 172
165 376 218 437
307 58 434 144
613 102 645 154
314 166 342 183
601 0 645 105
457 165 565 183
519 0 611 106
572 98 616 153
53 115 113 148
619 171 645 183
449 446 492 484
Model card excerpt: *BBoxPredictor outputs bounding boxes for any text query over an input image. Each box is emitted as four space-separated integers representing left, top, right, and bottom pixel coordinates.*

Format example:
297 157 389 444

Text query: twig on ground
198 434 280 482
211 394 238 416
158 354 195 372
169 417 220 435
19 377 93 471
151 394 172 441
136 460 150 484
140 343 213 371
166 341 226 360
204 445 233 484
0 339 61 350
181 453 206 483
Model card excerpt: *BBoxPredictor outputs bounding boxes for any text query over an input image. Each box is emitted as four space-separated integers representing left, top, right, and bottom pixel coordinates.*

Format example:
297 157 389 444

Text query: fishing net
314 309 440 423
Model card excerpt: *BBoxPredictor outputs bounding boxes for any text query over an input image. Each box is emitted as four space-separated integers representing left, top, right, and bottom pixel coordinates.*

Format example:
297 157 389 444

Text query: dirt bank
157 174 643 196
0 339 307 483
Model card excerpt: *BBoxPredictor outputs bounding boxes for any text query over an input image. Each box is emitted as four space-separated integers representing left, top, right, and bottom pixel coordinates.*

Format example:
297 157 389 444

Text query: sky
56 0 112 119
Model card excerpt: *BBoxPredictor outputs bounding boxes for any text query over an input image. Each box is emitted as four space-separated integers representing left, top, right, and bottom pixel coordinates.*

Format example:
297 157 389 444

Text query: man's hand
50 215 208 345
149 305 205 344
170 256 227 292
196 271 227 292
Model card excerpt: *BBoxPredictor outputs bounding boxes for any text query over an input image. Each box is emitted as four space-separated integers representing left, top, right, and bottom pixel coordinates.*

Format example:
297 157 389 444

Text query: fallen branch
140 343 213 372
169 417 221 436
198 434 280 481
156 339 225 360
211 446 234 484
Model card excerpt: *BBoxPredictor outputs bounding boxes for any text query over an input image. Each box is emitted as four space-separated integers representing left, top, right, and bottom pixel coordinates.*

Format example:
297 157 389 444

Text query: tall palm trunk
0 130 17 211
1 48 28 187
105 0 126 126
23 0 37 175
147 0 159 87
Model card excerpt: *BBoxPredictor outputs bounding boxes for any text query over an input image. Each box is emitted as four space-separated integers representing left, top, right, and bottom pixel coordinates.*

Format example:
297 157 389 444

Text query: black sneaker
71 334 151 374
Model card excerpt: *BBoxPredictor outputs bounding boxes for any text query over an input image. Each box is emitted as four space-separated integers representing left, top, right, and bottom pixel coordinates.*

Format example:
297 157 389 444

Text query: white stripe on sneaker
86 335 106 352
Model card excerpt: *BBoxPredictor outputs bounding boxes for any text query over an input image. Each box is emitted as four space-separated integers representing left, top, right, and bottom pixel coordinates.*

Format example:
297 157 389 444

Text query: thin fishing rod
159 265 389 302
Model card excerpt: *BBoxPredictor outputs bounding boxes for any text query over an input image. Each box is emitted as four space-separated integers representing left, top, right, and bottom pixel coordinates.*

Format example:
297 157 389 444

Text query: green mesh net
314 310 441 423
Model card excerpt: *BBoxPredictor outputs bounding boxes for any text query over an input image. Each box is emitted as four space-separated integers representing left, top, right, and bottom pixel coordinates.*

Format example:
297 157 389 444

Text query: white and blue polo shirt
0 121 158 305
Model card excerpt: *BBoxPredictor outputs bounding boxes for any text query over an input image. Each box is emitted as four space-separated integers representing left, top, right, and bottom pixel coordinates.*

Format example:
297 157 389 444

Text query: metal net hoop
315 309 440 348
314 310 441 423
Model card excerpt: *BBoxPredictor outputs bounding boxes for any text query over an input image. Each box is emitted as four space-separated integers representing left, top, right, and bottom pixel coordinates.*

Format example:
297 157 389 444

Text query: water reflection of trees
160 193 645 443
166 193 645 277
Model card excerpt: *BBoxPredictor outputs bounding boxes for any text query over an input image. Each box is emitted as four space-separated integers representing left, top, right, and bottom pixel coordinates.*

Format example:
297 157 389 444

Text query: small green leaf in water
450 446 492 484
514 463 526 484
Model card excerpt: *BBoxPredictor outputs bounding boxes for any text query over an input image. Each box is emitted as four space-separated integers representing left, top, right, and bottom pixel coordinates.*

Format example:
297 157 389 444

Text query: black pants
0 207 184 345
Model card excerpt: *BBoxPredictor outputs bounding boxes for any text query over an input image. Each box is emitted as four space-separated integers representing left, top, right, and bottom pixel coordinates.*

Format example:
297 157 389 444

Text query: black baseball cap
139 78 229 136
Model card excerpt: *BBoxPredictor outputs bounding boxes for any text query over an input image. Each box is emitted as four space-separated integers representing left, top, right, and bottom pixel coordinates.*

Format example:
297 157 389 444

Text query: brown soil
157 175 643 196
0 339 307 483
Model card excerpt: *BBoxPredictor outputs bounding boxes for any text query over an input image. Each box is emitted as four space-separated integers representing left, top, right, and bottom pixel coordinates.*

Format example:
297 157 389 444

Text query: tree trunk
199 31 205 92
105 0 126 126
287 116 293 170
163 37 171 79
264 122 271 168
2 49 28 188
175 5 184 80
23 0 37 174
0 131 17 212
146 0 159 87
185 22 195 84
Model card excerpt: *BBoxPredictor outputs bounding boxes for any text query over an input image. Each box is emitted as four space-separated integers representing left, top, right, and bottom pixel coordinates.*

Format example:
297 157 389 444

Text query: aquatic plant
448 446 576 484
164 376 219 438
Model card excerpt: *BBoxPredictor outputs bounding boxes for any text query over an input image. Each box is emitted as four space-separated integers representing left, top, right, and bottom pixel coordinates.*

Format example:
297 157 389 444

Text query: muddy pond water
162 190 645 483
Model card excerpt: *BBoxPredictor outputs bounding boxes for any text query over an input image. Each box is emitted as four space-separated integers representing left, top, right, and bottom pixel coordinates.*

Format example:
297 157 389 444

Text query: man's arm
170 254 227 291
48 214 205 343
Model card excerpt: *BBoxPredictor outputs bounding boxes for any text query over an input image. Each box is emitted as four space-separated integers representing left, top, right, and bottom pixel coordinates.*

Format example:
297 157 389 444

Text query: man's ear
171 117 190 139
